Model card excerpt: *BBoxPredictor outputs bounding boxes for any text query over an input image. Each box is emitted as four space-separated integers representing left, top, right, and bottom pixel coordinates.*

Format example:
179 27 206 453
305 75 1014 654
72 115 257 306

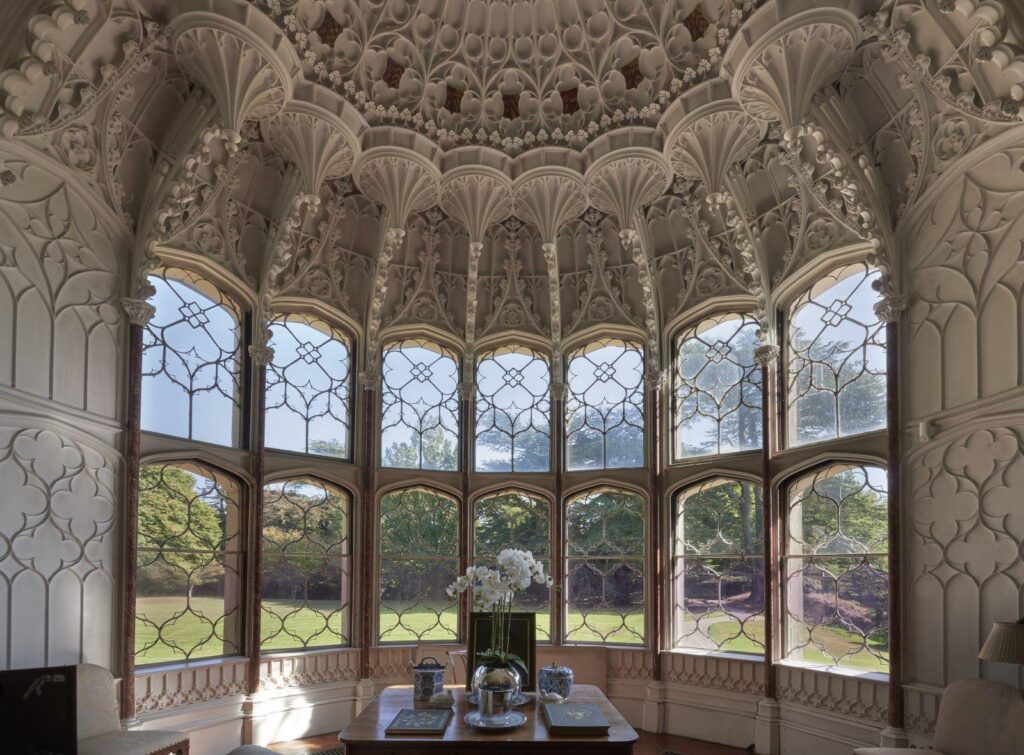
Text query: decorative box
411 656 446 701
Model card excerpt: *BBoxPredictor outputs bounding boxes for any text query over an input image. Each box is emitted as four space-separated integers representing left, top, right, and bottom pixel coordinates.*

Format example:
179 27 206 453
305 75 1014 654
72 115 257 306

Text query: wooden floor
268 731 748 754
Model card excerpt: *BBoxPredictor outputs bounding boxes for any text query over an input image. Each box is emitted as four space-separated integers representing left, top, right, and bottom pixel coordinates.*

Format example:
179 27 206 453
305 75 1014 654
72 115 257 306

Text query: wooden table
338 684 638 754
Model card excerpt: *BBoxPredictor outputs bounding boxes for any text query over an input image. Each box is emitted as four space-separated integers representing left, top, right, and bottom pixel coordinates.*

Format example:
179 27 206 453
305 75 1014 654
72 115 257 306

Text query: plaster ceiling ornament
439 166 513 355
258 0 760 154
585 149 670 365
354 147 441 377
262 100 359 194
513 167 587 373
732 11 861 141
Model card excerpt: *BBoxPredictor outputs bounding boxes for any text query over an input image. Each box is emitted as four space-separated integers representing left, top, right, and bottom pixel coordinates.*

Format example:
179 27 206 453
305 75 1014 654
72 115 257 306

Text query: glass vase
471 661 521 724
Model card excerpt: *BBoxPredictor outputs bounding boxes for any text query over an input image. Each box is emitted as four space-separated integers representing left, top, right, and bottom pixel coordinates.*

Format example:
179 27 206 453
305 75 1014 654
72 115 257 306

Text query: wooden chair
77 664 189 755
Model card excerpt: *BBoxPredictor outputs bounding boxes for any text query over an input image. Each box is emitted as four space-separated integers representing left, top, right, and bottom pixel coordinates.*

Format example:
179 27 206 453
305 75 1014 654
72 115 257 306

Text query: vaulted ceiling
1 0 1022 371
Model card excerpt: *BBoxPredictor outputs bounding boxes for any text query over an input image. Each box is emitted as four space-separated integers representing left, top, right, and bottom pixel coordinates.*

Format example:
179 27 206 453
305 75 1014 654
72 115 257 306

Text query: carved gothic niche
476 219 550 340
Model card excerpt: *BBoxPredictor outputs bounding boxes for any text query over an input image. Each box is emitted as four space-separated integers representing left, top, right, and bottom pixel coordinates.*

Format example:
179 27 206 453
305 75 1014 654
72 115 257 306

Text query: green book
542 702 610 736
385 708 453 735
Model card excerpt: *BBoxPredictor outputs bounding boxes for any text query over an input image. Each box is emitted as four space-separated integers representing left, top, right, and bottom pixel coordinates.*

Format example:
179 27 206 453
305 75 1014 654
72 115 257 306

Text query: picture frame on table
466 611 537 692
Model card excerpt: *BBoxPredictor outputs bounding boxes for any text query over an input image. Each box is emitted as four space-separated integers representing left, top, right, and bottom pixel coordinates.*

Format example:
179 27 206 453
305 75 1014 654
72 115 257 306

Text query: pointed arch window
141 268 242 447
783 463 889 671
475 345 551 472
564 487 645 645
672 478 765 654
380 339 460 470
786 262 886 446
565 339 644 471
261 477 351 651
135 461 243 665
673 313 762 459
265 313 353 459
474 490 552 640
378 487 460 643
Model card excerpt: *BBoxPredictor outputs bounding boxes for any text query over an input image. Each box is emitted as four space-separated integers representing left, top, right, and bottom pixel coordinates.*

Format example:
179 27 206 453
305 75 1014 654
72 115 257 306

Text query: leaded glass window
265 313 353 458
381 339 460 470
783 463 888 671
142 269 242 447
135 462 242 664
475 345 551 472
378 487 459 643
564 488 645 645
261 477 351 651
672 478 765 654
474 490 552 641
673 313 762 459
565 339 644 471
787 263 886 446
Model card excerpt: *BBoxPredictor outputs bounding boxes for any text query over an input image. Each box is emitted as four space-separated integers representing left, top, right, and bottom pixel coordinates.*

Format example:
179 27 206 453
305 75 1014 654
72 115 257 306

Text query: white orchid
446 549 555 663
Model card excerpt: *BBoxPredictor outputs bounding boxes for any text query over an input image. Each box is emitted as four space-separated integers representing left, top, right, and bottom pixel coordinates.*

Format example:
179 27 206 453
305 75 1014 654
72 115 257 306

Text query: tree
138 465 227 599
382 423 457 469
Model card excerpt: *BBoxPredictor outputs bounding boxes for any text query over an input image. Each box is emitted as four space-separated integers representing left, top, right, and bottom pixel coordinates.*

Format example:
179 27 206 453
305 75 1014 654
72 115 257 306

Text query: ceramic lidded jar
411 656 446 701
539 662 574 698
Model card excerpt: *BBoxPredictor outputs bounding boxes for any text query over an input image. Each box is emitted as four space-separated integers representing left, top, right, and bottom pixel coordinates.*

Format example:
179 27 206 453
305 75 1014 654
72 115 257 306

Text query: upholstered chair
854 678 1024 755
77 664 190 755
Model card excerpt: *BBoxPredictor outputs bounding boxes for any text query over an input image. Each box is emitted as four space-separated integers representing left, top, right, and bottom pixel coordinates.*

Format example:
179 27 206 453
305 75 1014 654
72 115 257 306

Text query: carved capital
874 294 906 323
618 227 640 250
458 381 476 401
643 370 667 392
248 344 275 366
383 227 407 251
358 371 381 391
754 344 781 367
121 297 156 326
550 382 568 402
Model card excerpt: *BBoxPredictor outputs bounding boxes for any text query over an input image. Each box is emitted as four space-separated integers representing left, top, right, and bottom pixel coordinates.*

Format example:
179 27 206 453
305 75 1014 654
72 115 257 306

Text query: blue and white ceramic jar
411 656 446 701
539 662 574 698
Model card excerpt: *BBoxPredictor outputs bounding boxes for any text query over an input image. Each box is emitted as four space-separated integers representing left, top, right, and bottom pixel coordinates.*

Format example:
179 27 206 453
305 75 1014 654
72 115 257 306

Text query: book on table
385 708 453 735
541 702 610 736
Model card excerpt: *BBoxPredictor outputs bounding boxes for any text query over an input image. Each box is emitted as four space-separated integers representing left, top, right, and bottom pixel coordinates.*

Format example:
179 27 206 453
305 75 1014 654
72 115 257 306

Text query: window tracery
786 263 886 446
141 268 242 447
565 339 645 471
475 345 551 472
378 487 460 643
671 478 765 654
564 487 646 645
380 339 460 471
783 463 889 672
673 313 762 459
265 313 353 459
261 477 351 651
473 490 553 641
135 461 243 665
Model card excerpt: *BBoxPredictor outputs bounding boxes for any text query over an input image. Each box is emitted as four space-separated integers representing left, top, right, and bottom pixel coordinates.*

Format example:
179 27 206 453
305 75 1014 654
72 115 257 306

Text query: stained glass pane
787 263 886 446
265 314 352 458
564 488 645 645
475 345 551 472
135 462 243 665
381 339 460 470
784 464 889 671
261 477 351 651
566 339 644 471
142 269 241 446
672 479 765 654
378 487 459 643
674 313 762 459
474 490 552 641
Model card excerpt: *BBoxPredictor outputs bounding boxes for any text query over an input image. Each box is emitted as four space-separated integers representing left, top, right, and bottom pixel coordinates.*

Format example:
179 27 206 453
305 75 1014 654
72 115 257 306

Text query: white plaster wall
0 149 125 671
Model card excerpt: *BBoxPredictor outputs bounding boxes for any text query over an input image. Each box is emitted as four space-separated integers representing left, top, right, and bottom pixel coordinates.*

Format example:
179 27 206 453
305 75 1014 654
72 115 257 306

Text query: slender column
119 313 147 720
551 383 566 646
459 380 473 643
247 352 269 694
359 377 379 679
885 316 903 728
756 345 780 699
645 372 664 679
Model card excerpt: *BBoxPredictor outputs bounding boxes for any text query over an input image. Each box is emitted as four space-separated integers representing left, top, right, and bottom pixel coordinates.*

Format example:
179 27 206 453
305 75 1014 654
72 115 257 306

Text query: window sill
259 646 356 660
135 655 249 676
773 658 889 683
661 648 764 664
